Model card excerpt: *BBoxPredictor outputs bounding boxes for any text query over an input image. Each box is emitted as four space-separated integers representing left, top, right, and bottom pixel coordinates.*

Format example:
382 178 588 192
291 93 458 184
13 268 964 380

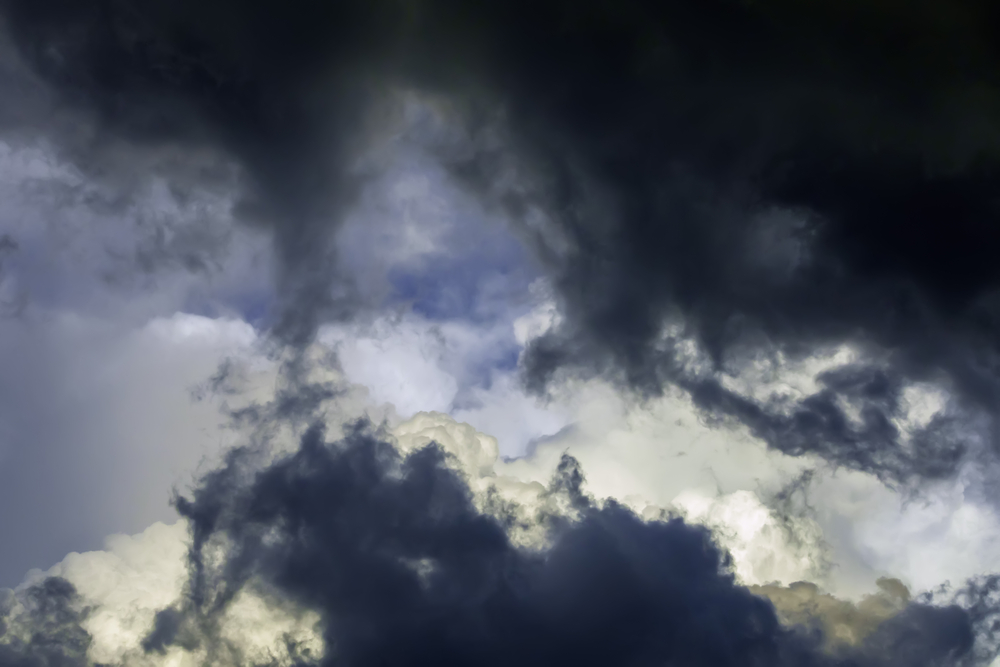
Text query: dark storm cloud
3 0 1000 478
431 0 1000 482
135 418 985 667
461 0 1000 483
0 578 90 667
676 367 970 481
0 419 992 666
0 0 411 343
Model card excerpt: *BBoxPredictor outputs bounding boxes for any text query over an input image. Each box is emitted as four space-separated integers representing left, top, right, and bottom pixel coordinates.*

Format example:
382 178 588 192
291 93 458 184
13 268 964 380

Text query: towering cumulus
0 2 999 666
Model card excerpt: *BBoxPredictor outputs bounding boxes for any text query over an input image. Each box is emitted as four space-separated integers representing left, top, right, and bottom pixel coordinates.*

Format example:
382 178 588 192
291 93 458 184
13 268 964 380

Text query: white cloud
321 318 459 416
25 519 323 667
673 489 826 586
1 114 998 666
8 381 1000 667
29 521 189 666
318 313 570 456
808 468 1000 593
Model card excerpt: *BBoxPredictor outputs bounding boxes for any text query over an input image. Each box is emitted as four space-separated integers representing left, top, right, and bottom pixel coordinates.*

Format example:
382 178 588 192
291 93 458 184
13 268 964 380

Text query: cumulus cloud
2 305 996 662
751 578 913 650
2 410 994 667
0 3 999 666
0 577 91 667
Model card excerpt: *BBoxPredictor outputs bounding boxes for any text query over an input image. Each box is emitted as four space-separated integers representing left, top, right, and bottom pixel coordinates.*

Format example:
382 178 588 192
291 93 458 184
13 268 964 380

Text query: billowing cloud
1 0 998 481
0 410 994 667
0 3 999 666
168 419 972 667
0 577 91 667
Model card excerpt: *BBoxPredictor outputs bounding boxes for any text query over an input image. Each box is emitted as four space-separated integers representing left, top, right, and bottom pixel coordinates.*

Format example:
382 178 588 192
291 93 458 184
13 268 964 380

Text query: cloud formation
1 4 1000 666
0 411 994 667
2 0 999 481
459 0 1000 482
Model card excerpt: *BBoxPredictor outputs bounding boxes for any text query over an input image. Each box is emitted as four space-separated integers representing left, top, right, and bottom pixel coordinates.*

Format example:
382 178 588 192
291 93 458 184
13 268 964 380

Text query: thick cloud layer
444 0 1000 483
0 0 404 343
147 421 986 666
2 0 998 480
0 409 996 667
2 4 1000 664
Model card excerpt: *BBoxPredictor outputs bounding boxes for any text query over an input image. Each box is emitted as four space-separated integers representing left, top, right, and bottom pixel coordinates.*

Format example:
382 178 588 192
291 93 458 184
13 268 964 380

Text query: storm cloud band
2 0 999 480
5 418 984 667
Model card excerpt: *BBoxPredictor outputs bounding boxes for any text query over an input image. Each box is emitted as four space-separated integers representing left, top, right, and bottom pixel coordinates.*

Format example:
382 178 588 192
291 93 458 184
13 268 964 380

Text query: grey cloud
751 579 913 650
0 0 396 343
2 0 999 479
0 411 994 667
149 417 989 667
0 578 90 667
0 233 24 315
436 1 1000 483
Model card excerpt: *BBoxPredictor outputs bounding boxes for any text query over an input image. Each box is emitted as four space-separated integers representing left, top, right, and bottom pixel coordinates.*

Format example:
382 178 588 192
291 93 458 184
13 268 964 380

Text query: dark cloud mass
445 0 1000 482
0 420 994 667
154 421 983 667
0 578 90 667
0 0 408 343
2 0 999 479
3 4 1000 665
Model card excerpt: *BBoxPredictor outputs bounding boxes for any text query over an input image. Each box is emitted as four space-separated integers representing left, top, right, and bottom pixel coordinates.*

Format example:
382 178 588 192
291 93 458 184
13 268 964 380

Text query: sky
1 1 1000 666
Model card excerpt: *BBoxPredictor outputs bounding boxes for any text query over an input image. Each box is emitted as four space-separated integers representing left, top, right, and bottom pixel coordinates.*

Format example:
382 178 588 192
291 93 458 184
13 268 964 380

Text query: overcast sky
1 2 1000 667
